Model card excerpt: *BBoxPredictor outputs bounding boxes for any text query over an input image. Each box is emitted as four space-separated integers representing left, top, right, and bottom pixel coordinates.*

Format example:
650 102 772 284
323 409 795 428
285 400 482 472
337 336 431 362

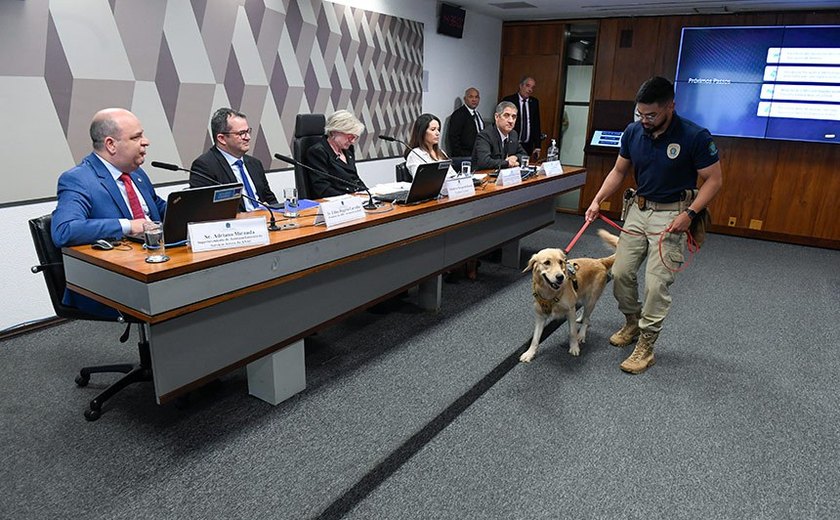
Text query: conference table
62 167 586 406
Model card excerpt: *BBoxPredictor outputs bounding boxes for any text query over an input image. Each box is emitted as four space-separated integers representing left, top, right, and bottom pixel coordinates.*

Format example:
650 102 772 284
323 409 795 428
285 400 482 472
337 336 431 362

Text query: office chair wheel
75 374 89 387
84 408 101 421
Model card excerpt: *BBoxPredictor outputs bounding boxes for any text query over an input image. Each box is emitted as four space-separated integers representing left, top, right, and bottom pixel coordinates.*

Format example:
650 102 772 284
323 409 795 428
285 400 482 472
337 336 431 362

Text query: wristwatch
684 208 698 220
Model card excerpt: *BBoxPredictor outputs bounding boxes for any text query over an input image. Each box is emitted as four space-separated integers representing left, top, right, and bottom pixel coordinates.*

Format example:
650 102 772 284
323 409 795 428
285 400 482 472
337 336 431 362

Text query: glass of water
143 221 169 263
520 155 529 172
283 187 299 218
460 160 471 177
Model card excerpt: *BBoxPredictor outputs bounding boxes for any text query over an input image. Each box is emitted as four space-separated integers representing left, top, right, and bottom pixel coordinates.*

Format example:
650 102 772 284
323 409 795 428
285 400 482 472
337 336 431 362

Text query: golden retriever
520 229 619 362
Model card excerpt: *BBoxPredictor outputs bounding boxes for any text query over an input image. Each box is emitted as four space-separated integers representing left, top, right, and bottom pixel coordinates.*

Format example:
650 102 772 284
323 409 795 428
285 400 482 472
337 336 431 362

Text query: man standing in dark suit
189 108 278 211
446 87 484 157
51 108 167 316
471 101 528 170
502 76 541 156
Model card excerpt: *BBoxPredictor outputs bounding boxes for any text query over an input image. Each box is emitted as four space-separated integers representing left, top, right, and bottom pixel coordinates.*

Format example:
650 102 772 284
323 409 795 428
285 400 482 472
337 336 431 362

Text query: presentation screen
674 25 840 145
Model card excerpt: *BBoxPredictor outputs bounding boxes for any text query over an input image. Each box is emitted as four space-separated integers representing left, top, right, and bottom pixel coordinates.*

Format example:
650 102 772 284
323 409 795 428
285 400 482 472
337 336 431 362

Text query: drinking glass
460 160 471 177
283 187 299 218
143 221 169 263
520 155 529 171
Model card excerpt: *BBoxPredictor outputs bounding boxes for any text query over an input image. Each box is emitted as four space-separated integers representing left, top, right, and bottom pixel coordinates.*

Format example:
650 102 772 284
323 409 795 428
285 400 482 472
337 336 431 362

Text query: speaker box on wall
438 3 465 38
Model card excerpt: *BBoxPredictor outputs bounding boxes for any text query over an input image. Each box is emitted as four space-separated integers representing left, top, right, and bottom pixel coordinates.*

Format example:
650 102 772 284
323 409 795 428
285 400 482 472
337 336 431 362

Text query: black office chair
395 161 412 183
28 215 152 421
292 113 326 199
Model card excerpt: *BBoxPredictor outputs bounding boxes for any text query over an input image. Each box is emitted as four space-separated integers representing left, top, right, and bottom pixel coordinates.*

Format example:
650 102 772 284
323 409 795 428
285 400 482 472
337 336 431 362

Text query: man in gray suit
471 101 527 170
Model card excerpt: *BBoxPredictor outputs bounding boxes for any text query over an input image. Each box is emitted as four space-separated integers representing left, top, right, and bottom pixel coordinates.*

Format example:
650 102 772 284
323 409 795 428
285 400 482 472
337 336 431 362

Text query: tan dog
520 229 619 362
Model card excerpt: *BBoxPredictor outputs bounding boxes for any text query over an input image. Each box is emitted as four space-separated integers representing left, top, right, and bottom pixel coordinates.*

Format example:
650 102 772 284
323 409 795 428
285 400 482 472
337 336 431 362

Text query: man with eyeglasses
585 76 723 375
189 107 278 211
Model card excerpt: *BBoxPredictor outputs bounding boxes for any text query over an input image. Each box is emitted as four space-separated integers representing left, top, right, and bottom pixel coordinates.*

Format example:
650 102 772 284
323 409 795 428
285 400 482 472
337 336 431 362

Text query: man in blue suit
51 108 167 316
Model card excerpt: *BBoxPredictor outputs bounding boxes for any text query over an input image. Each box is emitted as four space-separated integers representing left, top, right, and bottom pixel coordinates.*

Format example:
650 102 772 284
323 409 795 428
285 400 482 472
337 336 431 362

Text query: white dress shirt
94 153 151 235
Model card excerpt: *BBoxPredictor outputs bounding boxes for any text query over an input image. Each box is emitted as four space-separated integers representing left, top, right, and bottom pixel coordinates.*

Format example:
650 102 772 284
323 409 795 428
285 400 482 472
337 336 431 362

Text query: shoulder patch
708 141 718 156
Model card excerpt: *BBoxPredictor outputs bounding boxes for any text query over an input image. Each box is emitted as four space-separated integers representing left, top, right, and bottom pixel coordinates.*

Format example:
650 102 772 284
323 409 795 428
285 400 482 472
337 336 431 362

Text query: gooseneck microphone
150 161 282 231
273 153 379 211
378 134 430 168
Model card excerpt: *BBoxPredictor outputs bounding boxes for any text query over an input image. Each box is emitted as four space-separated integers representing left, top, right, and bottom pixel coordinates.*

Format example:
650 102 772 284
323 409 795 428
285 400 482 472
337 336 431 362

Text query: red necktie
119 173 146 220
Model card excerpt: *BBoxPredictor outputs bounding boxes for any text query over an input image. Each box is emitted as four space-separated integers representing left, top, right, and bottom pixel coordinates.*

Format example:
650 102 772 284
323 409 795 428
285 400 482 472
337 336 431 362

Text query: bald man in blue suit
51 108 167 316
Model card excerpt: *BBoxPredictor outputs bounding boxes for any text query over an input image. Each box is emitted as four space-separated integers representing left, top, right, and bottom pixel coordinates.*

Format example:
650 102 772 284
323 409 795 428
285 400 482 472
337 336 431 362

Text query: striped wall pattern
0 0 423 203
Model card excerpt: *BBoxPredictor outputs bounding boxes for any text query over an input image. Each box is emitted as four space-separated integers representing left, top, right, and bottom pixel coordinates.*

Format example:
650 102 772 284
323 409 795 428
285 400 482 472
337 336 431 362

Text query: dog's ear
523 254 538 273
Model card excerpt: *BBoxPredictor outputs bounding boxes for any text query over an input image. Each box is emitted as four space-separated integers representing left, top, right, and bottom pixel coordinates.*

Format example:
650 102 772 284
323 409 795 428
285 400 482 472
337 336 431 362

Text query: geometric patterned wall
0 0 423 204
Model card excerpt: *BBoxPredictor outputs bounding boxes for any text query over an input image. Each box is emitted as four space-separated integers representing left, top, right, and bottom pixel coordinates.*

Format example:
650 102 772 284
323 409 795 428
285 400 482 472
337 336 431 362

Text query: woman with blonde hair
306 110 367 198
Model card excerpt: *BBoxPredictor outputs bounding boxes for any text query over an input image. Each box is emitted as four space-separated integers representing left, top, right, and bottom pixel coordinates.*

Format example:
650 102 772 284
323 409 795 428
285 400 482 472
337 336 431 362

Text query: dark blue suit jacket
51 153 167 316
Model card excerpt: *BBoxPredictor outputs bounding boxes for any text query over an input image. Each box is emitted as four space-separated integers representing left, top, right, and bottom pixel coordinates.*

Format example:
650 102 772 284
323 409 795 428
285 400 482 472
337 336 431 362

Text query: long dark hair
405 113 449 160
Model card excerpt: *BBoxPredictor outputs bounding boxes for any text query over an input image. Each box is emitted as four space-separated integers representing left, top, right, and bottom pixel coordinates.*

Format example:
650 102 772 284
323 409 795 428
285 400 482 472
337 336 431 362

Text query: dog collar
532 279 560 314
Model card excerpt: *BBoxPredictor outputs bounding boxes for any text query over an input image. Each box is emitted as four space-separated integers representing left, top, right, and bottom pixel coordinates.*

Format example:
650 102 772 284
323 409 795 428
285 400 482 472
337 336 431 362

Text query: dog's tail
596 229 619 270
597 229 619 249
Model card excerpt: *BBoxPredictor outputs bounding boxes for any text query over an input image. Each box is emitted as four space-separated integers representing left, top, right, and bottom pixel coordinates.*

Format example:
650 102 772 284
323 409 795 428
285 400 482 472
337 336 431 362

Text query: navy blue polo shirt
619 113 719 203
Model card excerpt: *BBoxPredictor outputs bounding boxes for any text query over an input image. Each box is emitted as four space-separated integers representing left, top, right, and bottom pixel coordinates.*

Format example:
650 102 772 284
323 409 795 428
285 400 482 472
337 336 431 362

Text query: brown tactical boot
620 331 658 374
609 313 640 347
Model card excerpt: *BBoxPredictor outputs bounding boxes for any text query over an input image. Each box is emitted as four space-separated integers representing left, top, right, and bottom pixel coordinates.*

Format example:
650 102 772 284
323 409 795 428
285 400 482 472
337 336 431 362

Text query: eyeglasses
634 111 659 122
221 128 252 137
340 132 359 143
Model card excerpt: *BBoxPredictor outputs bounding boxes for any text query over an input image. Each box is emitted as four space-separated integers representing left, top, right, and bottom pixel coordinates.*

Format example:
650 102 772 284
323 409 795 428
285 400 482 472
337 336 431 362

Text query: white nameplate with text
444 177 475 200
189 217 269 252
541 160 564 177
496 167 522 187
313 195 366 227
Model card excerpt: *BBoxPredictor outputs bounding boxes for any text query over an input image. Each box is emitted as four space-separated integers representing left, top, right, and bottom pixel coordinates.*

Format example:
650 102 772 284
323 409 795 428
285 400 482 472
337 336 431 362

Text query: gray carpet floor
2 213 838 520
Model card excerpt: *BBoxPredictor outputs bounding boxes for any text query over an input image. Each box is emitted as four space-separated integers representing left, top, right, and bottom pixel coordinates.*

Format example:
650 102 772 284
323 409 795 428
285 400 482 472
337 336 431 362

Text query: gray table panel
148 235 446 400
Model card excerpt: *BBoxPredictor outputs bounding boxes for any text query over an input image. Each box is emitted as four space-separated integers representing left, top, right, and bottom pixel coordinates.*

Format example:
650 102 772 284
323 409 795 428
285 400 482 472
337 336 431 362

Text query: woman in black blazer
305 110 367 198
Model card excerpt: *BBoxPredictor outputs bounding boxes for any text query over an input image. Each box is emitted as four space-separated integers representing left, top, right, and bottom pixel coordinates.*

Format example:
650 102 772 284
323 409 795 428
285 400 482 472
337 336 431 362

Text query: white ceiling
452 0 840 21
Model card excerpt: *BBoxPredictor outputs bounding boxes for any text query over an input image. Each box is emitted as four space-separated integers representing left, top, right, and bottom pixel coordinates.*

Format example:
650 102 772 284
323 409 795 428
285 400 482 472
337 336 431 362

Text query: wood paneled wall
503 11 840 248
498 23 568 152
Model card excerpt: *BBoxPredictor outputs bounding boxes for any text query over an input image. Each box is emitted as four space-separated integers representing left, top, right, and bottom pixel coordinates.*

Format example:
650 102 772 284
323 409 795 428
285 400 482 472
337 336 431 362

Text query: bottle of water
546 139 559 162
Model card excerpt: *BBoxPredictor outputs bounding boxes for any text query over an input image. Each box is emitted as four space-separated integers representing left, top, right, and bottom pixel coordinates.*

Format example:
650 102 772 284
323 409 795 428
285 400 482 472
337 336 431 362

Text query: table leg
246 339 306 405
417 274 442 312
501 239 521 269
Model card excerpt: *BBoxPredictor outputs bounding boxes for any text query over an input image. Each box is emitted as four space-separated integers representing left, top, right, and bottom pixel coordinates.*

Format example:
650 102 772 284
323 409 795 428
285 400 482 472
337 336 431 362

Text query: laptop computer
375 160 451 204
128 183 243 245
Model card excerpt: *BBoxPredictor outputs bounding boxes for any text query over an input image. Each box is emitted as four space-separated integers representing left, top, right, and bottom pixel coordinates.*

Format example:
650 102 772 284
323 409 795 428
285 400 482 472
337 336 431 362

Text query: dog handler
584 76 723 374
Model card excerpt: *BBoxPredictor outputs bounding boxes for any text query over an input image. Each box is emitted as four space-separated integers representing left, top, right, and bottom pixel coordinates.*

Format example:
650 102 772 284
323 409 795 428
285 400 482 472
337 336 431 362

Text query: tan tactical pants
612 202 687 333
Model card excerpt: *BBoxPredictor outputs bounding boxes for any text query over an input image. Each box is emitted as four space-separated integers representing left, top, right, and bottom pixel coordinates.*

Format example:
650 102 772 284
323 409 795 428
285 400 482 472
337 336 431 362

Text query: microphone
273 153 379 211
150 161 282 231
378 134 430 166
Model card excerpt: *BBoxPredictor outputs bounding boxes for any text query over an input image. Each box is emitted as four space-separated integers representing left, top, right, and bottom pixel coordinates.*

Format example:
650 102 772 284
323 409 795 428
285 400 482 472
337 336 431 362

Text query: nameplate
542 160 564 177
189 217 270 252
495 167 522 187
313 195 366 228
445 177 475 200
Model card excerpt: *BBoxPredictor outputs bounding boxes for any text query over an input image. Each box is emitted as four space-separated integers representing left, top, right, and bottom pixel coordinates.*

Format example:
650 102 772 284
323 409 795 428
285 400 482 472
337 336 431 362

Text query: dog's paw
568 344 580 357
519 350 536 363
577 331 587 344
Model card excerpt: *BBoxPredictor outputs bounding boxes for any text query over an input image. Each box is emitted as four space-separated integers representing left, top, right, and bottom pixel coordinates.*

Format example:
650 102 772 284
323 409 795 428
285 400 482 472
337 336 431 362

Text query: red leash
563 218 592 254
564 214 698 273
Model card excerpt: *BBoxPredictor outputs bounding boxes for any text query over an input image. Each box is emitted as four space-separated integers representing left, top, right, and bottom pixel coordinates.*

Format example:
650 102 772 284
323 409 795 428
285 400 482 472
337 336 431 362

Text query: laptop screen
126 183 244 245
402 160 451 204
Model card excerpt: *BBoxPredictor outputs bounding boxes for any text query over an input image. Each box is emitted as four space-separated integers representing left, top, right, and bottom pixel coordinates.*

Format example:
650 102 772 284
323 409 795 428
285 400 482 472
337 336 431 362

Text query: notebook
375 160 451 205
128 183 243 245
